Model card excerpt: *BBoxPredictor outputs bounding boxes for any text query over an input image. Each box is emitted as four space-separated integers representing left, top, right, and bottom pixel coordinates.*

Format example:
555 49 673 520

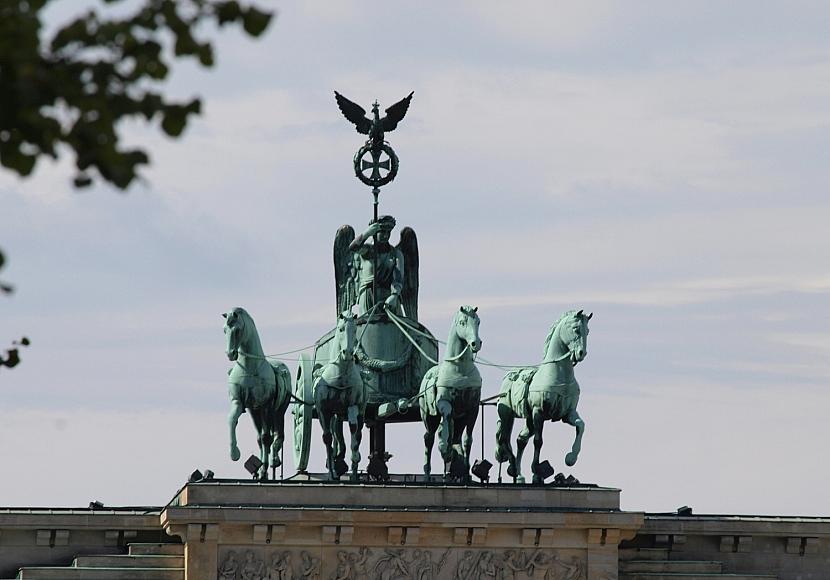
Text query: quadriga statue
495 309 591 483
222 307 291 480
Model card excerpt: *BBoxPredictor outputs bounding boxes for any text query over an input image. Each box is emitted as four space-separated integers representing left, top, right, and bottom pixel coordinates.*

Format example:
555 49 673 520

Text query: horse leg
271 405 285 470
514 417 532 484
495 404 516 476
347 405 362 481
462 398 480 479
261 429 274 481
228 400 244 462
332 414 349 478
564 409 585 467
530 408 545 484
423 414 439 477
250 410 269 480
318 407 336 480
436 399 455 472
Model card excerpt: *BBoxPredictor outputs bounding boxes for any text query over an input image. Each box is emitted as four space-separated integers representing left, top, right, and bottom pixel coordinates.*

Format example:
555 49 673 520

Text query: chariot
291 222 438 478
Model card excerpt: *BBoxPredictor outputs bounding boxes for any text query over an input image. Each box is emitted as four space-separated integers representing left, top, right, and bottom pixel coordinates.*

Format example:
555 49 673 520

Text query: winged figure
333 216 419 321
334 91 414 152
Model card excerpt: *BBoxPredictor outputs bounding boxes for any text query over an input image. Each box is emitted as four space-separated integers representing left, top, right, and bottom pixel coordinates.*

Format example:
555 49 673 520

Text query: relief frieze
218 547 585 580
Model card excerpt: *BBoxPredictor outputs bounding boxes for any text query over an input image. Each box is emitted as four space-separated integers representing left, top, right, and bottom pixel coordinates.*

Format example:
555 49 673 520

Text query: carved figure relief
300 551 321 579
218 547 583 580
240 549 265 580
219 550 240 579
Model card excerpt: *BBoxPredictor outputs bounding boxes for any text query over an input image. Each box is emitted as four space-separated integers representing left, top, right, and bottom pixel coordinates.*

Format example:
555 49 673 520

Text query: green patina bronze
313 311 367 481
495 310 592 484
419 306 482 481
223 307 291 480
219 90 598 484
334 91 413 196
333 215 418 319
292 220 437 479
335 91 413 222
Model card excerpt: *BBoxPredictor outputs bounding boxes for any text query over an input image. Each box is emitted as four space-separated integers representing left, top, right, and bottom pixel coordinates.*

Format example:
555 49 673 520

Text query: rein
386 308 473 365
388 309 573 370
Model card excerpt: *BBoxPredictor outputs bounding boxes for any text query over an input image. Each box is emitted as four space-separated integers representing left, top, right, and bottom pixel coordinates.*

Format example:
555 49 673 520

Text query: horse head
222 307 249 361
333 310 357 362
557 309 592 363
454 305 482 353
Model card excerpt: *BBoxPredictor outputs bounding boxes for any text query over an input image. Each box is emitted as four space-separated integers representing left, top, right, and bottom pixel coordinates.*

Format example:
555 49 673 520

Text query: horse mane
234 307 264 355
542 310 577 357
453 305 479 325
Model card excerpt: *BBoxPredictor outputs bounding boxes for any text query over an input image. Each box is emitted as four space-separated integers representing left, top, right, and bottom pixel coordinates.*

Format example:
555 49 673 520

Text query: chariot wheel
292 352 314 471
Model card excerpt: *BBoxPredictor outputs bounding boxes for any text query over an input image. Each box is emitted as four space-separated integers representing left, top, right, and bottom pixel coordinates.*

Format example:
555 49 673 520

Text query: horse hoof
507 464 518 478
230 446 241 462
272 455 282 468
532 475 542 485
565 452 578 467
515 475 525 484
334 458 349 477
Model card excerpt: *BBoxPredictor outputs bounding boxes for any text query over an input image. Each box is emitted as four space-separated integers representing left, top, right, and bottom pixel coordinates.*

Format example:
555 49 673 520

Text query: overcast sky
1 1 829 516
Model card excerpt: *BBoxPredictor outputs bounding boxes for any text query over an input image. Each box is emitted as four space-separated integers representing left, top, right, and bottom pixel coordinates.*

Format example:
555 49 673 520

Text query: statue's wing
397 226 419 321
334 225 356 316
334 91 371 134
381 91 414 133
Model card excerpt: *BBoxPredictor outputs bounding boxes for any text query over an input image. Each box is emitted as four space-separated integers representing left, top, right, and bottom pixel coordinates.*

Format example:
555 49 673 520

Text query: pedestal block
161 480 643 579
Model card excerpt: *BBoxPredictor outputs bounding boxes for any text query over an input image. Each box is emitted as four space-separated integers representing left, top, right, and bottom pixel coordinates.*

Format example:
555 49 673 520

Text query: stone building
1 479 826 579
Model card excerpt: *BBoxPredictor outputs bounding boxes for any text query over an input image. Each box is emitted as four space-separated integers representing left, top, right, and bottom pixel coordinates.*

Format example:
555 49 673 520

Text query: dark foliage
0 0 273 189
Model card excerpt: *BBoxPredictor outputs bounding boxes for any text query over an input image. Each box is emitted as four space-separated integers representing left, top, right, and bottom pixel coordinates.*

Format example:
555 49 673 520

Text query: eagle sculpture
334 91 414 152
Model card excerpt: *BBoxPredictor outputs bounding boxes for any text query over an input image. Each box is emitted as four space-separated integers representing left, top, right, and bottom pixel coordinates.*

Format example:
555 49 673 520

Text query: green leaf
241 7 272 37
0 147 37 176
73 173 93 188
1 348 20 368
161 107 188 137
196 43 214 67
216 1 242 25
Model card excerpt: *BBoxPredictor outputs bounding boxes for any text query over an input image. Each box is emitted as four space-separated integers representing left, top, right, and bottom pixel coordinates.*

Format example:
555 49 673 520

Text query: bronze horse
314 311 366 480
419 306 482 480
223 307 291 480
495 310 591 483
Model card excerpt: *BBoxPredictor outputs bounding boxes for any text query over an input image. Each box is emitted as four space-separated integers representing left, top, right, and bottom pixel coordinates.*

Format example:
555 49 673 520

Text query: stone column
166 522 219 580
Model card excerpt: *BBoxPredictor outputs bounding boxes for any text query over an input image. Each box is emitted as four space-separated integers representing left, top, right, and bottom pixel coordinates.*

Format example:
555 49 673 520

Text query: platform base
162 479 643 579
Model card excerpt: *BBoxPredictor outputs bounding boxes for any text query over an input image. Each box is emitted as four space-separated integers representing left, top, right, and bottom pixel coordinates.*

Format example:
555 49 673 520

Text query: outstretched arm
349 222 382 251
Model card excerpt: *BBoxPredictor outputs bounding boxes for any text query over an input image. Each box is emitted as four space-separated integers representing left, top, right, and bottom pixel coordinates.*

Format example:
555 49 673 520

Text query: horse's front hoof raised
565 451 578 467
230 446 241 462
507 463 518 478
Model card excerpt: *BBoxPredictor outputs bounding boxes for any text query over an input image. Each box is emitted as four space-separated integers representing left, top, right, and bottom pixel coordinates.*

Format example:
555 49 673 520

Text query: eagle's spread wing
381 91 414 133
335 92 371 135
